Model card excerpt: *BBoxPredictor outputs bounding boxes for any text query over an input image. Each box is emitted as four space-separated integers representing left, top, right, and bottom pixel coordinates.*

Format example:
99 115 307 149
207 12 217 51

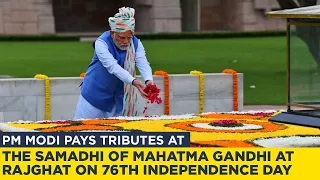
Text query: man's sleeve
135 40 154 82
95 39 135 84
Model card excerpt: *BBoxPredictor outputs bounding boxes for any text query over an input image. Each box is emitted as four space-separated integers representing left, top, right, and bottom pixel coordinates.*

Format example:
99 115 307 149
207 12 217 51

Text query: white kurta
73 39 153 120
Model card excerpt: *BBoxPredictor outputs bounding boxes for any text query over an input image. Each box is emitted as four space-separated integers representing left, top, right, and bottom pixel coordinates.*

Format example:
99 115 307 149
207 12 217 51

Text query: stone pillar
0 0 55 35
134 0 181 33
200 0 225 31
0 1 4 34
134 0 153 32
150 0 181 32
181 0 200 32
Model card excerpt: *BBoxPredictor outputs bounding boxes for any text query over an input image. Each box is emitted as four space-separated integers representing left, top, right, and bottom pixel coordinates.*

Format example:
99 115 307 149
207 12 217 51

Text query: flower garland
222 69 238 111
190 70 204 113
34 74 51 120
2 111 320 148
154 71 170 115
80 72 85 77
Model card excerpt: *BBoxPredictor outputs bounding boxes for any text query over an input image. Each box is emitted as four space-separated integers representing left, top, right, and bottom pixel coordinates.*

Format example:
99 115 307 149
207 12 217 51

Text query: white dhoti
73 94 120 120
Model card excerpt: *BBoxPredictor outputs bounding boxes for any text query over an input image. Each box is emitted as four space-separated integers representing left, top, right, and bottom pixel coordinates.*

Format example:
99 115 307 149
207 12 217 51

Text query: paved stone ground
244 105 286 111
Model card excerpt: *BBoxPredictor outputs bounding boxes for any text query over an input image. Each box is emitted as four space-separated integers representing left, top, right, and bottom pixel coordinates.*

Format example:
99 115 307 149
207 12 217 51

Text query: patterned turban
108 7 135 32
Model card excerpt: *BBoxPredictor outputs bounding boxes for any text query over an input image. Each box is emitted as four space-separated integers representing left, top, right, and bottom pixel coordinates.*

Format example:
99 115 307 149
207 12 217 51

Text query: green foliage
136 31 286 40
0 34 80 41
0 30 286 41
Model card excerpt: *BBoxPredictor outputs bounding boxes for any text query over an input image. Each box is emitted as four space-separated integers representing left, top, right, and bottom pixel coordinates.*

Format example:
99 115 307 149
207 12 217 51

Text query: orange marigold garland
154 71 170 115
80 72 85 77
222 69 238 111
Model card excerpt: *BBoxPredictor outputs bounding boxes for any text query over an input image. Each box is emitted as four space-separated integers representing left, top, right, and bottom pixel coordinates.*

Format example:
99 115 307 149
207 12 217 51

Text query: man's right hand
132 79 148 99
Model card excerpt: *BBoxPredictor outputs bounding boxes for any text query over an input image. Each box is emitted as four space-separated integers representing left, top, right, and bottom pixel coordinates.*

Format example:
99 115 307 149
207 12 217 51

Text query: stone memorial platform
0 73 243 122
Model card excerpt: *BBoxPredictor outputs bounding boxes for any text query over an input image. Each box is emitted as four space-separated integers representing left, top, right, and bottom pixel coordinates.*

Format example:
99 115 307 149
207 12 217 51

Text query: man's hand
146 80 154 85
132 79 148 99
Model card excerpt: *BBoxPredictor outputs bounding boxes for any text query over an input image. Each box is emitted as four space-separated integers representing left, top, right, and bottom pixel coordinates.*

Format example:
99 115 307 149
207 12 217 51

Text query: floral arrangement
144 84 162 104
208 120 243 127
222 69 238 111
42 69 238 121
80 72 85 77
143 83 162 113
190 70 204 113
154 71 170 115
1 110 319 147
34 74 51 120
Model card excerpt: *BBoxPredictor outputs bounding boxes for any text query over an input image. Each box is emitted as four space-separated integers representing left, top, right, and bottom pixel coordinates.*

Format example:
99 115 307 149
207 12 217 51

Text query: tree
277 0 320 67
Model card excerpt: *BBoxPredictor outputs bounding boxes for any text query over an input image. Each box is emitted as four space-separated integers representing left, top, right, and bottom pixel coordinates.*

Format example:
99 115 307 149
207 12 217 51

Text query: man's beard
113 38 129 51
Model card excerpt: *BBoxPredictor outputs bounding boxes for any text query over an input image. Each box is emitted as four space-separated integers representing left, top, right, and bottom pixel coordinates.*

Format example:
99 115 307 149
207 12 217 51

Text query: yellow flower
190 70 204 113
34 74 50 120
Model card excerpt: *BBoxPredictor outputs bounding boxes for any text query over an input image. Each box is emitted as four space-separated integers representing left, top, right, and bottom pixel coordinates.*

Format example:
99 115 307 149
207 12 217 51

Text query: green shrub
0 30 286 41
0 34 80 41
135 31 286 40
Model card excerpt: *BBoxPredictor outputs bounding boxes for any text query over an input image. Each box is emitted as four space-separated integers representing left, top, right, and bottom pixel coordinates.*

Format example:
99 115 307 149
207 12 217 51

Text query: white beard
112 35 128 51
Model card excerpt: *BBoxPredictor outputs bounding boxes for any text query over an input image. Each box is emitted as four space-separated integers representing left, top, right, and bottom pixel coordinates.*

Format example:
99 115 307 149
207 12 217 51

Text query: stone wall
0 73 243 122
200 0 223 31
52 0 181 33
52 0 134 33
0 0 304 34
200 0 286 31
135 0 181 33
0 0 182 34
0 0 55 34
242 0 285 31
181 0 200 31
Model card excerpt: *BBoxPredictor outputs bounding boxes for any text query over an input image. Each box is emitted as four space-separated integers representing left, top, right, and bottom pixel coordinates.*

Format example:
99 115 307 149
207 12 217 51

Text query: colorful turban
108 7 135 32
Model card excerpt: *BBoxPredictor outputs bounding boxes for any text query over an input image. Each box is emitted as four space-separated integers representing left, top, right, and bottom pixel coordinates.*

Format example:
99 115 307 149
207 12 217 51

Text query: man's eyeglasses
116 34 132 40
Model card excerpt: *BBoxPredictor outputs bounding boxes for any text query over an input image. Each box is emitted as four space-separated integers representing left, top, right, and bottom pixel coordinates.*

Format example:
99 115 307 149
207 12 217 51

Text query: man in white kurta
74 7 154 120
